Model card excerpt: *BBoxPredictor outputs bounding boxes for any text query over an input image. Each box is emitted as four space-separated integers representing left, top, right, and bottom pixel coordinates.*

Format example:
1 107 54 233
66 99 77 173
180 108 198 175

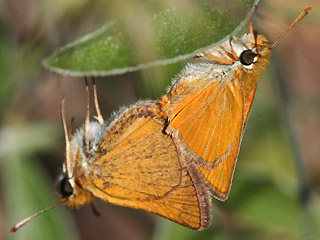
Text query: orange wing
83 103 211 230
166 79 245 201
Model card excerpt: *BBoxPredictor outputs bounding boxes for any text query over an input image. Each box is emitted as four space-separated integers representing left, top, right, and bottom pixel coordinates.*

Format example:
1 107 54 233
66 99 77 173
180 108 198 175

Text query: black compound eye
239 49 256 66
59 176 74 197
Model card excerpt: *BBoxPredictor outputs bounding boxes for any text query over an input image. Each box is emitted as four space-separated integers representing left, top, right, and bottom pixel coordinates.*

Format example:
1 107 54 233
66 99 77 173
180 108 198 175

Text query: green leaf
43 0 259 77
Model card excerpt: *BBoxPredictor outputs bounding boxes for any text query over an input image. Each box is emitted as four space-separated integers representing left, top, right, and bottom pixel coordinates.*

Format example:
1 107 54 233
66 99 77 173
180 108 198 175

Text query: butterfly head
196 32 271 80
56 173 93 208
58 82 105 208
56 127 89 207
199 7 311 75
230 32 271 70
57 164 92 208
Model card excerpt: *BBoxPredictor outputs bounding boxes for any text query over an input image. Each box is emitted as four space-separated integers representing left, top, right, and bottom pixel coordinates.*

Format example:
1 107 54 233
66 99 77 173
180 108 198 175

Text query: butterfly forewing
165 78 245 200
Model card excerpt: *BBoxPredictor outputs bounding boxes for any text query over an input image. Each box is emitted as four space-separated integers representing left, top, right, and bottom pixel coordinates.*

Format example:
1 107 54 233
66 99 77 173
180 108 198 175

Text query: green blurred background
0 0 320 239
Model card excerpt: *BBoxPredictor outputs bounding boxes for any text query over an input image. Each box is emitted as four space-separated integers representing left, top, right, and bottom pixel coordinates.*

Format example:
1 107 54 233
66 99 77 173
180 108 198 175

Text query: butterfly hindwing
83 102 211 230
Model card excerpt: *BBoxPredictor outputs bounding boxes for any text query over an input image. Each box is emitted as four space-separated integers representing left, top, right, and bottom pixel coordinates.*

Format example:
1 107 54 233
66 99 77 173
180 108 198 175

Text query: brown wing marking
83 104 211 230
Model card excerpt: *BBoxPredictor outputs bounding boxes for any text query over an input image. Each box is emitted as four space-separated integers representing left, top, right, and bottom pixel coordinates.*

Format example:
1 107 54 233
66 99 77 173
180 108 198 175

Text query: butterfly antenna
91 77 104 125
270 7 311 49
61 97 71 177
11 201 65 233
